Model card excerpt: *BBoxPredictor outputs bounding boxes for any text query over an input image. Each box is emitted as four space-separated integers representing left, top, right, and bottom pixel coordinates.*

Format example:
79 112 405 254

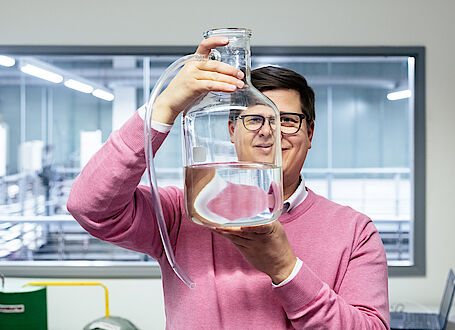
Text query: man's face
228 88 314 186
228 105 277 164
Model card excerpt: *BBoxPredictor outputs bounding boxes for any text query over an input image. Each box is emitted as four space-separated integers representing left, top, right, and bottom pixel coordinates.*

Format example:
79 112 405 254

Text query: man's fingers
194 39 245 82
195 37 229 56
197 60 244 80
212 223 275 236
240 222 276 234
195 71 244 89
194 80 238 93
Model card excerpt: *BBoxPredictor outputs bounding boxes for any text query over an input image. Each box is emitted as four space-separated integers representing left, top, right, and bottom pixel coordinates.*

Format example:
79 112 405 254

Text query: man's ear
228 120 235 143
308 121 315 149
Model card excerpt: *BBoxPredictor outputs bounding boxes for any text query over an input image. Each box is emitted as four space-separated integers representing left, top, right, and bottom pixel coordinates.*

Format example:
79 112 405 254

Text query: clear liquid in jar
184 162 283 227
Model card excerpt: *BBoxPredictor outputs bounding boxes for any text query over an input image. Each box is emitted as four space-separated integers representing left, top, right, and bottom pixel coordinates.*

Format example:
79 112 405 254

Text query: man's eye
281 116 298 124
247 117 262 124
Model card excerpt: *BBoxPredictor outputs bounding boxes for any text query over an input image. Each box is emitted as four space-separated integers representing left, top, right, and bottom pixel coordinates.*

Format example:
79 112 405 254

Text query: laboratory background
0 0 454 329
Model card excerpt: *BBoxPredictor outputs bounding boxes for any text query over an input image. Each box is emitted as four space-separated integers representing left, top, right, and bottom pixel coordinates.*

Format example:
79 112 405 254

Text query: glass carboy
183 28 283 227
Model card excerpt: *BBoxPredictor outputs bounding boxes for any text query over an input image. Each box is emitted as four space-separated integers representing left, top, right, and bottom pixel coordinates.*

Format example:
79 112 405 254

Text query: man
68 37 390 329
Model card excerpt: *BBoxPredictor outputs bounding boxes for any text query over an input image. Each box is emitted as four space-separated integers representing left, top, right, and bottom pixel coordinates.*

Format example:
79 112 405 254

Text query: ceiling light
20 64 63 83
18 57 114 100
64 79 94 93
387 89 411 101
92 89 115 101
0 55 15 67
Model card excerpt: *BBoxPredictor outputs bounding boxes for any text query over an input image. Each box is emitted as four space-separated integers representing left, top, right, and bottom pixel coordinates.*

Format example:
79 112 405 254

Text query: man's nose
259 118 274 136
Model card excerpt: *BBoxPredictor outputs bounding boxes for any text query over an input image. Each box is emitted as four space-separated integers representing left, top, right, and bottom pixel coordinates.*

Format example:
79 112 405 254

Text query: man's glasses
238 112 306 134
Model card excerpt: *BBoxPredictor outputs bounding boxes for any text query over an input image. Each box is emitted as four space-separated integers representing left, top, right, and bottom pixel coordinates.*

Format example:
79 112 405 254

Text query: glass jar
182 28 283 228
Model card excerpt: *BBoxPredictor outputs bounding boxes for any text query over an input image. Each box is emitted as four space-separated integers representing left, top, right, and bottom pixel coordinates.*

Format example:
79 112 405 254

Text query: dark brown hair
251 66 315 123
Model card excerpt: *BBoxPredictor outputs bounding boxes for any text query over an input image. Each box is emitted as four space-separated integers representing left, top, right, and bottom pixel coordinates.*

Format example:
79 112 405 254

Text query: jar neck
204 29 252 83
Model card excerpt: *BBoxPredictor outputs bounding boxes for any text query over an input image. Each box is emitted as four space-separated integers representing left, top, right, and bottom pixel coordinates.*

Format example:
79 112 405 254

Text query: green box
0 286 47 330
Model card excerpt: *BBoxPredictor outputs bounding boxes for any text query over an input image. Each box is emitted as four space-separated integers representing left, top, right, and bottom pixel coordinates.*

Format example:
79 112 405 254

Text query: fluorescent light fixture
92 89 115 101
0 55 15 67
387 89 411 101
64 79 94 94
20 64 63 83
18 57 114 101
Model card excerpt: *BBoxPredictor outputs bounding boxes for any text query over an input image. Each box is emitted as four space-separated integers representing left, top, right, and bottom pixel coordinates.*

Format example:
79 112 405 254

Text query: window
0 46 425 277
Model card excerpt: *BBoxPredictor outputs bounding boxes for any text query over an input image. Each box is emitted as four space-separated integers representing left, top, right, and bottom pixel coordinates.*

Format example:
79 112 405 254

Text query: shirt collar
284 174 308 213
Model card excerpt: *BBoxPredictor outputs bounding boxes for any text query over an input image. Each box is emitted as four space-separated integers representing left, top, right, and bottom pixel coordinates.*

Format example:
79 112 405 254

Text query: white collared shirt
283 175 308 213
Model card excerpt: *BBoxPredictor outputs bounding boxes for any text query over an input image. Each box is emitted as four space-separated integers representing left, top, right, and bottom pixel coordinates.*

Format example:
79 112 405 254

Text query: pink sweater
67 112 390 329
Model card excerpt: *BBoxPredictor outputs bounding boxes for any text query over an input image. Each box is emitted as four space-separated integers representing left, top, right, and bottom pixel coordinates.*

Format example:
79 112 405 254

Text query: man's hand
213 220 297 284
152 37 245 125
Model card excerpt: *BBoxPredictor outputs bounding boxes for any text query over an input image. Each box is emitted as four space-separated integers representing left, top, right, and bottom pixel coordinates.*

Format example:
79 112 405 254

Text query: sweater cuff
272 262 324 314
272 257 303 288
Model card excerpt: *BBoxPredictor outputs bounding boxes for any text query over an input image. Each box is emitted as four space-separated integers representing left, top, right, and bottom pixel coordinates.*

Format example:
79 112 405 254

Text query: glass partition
0 46 425 276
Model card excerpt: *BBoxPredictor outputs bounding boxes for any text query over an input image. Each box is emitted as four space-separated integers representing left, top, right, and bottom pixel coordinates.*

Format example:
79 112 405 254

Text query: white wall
2 0 455 329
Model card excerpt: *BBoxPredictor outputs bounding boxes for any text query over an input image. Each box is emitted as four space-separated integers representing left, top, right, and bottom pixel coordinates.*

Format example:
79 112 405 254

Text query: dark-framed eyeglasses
238 114 276 132
238 112 306 134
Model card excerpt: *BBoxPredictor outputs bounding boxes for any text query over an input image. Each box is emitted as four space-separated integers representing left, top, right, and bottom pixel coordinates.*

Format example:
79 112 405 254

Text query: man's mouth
255 144 273 149
253 144 273 154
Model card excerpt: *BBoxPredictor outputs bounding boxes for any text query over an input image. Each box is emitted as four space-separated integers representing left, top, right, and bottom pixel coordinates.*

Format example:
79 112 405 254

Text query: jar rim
203 28 252 39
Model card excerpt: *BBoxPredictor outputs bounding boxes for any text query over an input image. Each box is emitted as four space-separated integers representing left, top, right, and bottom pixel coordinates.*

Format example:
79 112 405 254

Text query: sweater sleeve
67 111 180 259
272 219 390 329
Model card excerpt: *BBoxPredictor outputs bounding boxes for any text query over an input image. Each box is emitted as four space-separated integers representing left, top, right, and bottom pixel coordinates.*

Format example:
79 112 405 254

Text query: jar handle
144 54 205 289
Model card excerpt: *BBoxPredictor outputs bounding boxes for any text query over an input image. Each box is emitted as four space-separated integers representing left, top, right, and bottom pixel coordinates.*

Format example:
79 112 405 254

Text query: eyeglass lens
242 114 303 134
